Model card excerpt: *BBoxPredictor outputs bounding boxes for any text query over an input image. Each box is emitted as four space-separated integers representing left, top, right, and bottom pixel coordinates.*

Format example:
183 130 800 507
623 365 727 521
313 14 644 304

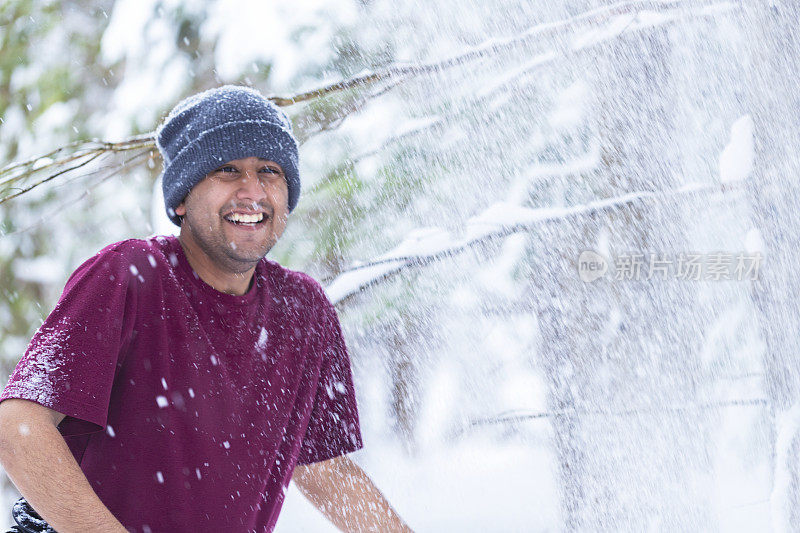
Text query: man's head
156 85 300 226
155 85 300 273
174 156 289 273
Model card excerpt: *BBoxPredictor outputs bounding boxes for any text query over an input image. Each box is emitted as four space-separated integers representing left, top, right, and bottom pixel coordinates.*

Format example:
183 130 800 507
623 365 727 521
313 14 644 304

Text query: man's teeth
225 213 264 224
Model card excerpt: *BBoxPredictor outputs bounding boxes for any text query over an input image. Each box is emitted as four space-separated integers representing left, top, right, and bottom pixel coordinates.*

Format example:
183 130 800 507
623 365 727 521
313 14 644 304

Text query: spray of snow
719 115 754 183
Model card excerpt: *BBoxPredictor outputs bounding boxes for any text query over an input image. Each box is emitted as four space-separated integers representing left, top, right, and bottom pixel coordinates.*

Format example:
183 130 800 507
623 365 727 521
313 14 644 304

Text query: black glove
6 498 55 533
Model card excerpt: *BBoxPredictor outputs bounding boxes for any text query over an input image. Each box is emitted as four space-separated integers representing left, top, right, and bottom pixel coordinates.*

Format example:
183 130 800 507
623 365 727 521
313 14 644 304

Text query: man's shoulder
96 236 172 259
261 259 331 307
75 236 177 281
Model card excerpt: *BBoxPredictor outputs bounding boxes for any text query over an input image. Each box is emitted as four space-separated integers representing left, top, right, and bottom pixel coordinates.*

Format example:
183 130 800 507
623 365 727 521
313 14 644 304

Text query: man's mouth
223 212 267 227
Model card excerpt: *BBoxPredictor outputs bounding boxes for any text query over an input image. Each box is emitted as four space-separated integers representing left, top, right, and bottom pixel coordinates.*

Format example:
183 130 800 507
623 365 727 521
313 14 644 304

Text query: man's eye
260 167 284 177
219 166 237 173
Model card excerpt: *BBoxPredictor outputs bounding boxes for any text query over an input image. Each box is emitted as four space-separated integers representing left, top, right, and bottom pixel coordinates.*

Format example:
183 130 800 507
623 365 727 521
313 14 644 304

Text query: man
0 85 412 532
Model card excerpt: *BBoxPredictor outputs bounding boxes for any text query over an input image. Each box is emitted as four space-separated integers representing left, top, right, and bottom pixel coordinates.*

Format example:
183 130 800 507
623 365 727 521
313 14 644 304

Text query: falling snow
2 1 798 532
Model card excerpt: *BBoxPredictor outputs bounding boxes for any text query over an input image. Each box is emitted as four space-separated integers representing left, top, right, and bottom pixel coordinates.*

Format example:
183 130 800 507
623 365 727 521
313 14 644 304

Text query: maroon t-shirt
0 235 362 532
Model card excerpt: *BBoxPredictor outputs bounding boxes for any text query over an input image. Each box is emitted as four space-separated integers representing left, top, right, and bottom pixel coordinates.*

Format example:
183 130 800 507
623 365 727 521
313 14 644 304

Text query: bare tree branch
0 134 153 185
285 0 737 141
0 152 108 206
0 0 736 206
268 0 737 106
451 397 767 438
0 149 152 236
294 75 410 142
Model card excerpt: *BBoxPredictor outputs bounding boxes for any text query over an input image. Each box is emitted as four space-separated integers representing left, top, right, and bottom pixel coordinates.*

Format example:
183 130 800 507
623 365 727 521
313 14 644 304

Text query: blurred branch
293 75 409 143
0 152 106 206
0 134 153 182
451 397 768 438
289 0 737 142
1 149 152 236
0 0 735 206
326 181 747 305
268 0 737 106
0 135 154 206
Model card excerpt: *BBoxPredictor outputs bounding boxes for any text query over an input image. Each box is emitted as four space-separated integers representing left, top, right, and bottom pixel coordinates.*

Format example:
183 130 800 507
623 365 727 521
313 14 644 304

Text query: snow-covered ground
277 435 558 532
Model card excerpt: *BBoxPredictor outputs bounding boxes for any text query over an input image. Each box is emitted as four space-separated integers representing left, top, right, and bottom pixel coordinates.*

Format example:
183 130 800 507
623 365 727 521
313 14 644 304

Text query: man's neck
177 233 256 296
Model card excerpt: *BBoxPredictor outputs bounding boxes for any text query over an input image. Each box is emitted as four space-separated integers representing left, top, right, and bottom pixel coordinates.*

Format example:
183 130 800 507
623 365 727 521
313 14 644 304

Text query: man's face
175 156 290 273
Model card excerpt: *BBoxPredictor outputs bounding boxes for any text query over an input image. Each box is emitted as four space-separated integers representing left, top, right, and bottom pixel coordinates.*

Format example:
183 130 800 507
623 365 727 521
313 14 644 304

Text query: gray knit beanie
156 85 300 226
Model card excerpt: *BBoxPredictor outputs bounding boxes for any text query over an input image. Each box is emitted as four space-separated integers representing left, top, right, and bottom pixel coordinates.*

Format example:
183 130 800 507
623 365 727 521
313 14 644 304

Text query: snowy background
2 0 800 530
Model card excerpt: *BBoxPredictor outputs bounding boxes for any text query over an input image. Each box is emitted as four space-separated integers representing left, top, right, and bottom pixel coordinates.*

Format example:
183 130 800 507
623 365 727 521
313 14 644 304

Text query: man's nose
236 171 267 202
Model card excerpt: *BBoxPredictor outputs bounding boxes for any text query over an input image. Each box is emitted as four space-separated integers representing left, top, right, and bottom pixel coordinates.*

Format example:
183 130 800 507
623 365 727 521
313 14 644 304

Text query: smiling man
175 156 289 295
0 86 412 532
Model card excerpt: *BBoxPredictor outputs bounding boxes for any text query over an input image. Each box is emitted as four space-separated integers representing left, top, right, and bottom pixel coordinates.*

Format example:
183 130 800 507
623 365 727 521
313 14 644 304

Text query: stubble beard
183 212 278 274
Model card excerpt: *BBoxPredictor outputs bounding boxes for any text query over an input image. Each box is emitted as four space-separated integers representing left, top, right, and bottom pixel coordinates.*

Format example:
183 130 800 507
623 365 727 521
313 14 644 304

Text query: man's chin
225 242 274 265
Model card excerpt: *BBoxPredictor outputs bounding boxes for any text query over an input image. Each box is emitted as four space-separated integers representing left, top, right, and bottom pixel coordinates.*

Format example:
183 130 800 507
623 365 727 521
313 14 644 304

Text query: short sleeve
296 292 363 465
0 247 137 436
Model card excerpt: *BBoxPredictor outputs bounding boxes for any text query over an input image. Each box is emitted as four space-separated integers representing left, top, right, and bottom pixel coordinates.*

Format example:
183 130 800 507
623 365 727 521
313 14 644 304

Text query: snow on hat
156 85 300 226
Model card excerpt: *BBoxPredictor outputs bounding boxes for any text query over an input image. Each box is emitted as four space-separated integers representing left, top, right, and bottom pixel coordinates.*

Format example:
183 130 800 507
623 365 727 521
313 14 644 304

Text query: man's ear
175 203 186 217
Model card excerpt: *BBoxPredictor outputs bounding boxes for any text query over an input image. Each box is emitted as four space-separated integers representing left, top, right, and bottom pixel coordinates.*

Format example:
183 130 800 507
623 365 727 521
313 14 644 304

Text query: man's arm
0 398 127 532
292 454 413 532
